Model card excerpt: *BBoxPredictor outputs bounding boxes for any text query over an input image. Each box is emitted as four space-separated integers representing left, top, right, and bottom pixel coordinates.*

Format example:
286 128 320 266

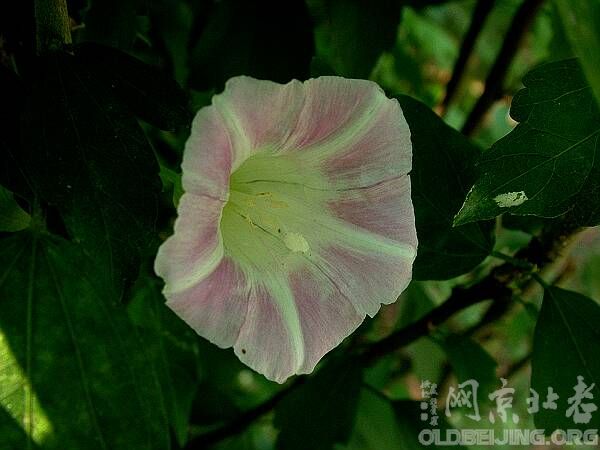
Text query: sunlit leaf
0 232 170 449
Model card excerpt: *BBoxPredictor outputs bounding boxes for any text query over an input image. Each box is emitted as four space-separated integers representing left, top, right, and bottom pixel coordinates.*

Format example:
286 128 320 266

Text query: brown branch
186 377 305 448
440 0 496 114
360 276 511 363
461 0 545 136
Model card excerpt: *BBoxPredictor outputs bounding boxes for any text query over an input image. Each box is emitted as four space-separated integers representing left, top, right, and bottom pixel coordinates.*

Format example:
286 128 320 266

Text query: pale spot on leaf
494 191 528 208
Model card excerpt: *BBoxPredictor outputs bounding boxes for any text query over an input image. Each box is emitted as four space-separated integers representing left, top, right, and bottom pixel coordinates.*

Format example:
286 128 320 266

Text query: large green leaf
275 357 362 450
531 287 600 431
455 58 600 226
340 389 405 450
128 276 201 447
75 43 191 132
398 95 494 280
0 66 30 199
439 334 498 399
340 393 465 450
82 0 140 50
0 186 30 232
0 232 170 449
18 53 161 298
556 1 600 108
188 0 314 90
310 0 401 78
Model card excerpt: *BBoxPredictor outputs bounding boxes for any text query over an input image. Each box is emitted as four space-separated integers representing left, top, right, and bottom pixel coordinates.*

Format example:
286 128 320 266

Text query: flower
154 76 417 383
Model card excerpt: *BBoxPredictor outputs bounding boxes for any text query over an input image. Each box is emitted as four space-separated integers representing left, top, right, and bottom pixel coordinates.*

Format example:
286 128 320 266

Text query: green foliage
128 277 201 447
399 95 494 280
75 43 192 131
1 1 600 448
0 186 30 232
18 52 162 299
455 58 600 226
275 357 362 450
556 0 600 108
310 0 401 78
81 0 140 50
188 0 314 90
0 232 169 449
439 334 498 398
531 286 600 431
340 389 405 450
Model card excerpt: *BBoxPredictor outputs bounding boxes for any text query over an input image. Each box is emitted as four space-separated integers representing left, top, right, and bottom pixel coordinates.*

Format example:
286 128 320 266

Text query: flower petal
288 267 364 375
181 106 232 200
154 193 223 294
213 76 305 165
282 77 412 188
156 75 417 383
164 257 248 348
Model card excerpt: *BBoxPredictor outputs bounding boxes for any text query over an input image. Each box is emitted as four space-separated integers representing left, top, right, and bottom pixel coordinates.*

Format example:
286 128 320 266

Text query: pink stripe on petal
282 77 377 150
317 246 414 317
289 268 363 375
329 177 416 243
166 257 249 348
234 284 299 383
181 105 232 200
154 193 223 291
215 76 305 157
324 98 412 186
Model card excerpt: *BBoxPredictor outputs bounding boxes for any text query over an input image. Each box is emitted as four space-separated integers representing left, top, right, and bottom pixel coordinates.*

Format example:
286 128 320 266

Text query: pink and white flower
155 76 417 383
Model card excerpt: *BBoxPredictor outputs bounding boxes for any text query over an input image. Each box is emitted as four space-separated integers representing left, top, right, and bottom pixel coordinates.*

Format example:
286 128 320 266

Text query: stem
185 377 305 448
440 0 496 114
530 272 550 289
491 250 535 271
461 0 545 136
34 0 72 54
361 276 510 363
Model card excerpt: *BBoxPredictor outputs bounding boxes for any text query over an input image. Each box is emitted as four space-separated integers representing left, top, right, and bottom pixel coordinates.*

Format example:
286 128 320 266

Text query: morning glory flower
154 76 417 383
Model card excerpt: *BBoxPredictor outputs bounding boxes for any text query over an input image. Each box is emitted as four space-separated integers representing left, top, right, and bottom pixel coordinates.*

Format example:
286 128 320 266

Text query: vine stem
440 0 496 115
490 250 535 271
461 0 545 135
34 0 72 54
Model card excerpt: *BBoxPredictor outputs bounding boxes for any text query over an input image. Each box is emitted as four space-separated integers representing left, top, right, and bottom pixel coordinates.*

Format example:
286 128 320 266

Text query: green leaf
454 58 600 226
82 0 140 50
0 232 170 449
392 400 467 450
340 393 466 450
0 186 30 232
310 0 401 78
128 276 201 447
275 357 362 450
148 0 194 85
531 286 600 431
19 53 161 298
340 389 405 450
75 43 191 131
438 334 498 398
556 1 600 108
189 0 314 90
398 95 494 280
0 66 30 199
